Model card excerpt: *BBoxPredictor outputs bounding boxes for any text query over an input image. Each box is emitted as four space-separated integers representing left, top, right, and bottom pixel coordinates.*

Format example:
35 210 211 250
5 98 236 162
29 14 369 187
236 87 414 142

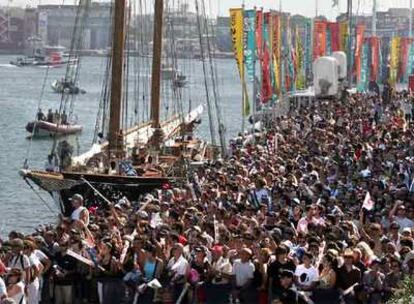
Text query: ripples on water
0 55 243 235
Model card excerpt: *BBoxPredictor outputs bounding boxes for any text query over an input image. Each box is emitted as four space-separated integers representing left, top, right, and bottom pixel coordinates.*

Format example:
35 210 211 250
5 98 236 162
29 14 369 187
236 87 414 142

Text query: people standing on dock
6 90 414 303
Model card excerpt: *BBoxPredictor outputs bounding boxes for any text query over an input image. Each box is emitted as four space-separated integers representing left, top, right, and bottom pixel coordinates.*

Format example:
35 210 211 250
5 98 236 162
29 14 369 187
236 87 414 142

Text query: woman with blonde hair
356 241 376 266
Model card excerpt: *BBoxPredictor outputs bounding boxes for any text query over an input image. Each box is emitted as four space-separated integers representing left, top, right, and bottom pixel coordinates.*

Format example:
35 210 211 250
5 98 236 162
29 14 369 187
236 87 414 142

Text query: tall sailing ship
20 0 219 214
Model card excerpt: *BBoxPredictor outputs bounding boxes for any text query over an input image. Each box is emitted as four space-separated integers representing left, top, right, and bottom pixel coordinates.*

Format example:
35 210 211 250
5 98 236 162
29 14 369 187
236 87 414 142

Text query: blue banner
244 10 256 82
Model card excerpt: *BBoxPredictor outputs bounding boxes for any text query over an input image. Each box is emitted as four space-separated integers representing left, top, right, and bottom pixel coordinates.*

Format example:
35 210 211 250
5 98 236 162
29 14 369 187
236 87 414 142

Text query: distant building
215 16 231 52
337 8 414 38
37 2 111 50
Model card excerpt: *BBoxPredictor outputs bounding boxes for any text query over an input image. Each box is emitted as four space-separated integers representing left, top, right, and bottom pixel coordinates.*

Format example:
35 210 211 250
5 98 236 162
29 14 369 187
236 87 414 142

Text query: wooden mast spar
150 0 165 150
108 0 126 159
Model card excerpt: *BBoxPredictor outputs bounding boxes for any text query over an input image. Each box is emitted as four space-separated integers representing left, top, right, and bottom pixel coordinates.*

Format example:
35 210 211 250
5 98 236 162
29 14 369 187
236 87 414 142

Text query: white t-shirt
167 255 189 280
295 264 319 287
232 259 255 287
34 249 48 263
0 277 6 299
211 257 233 285
8 254 30 270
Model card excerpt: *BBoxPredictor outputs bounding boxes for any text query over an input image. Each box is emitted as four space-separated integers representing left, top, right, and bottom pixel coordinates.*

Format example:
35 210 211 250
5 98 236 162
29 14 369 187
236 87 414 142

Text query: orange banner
313 20 327 59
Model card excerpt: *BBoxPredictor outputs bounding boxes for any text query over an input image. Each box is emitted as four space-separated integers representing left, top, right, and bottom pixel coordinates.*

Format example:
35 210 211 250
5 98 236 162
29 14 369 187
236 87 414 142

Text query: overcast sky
1 0 413 21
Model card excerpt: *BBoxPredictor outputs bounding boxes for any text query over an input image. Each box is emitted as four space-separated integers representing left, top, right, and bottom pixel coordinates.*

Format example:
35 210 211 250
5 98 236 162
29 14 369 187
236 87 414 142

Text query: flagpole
347 0 353 87
241 2 246 134
410 0 413 39
279 0 283 107
252 6 257 135
372 0 376 36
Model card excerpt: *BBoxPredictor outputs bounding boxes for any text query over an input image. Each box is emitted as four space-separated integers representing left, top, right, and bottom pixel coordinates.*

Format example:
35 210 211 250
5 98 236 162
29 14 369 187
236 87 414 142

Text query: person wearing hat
6 268 25 304
230 248 255 304
7 239 30 284
70 194 89 227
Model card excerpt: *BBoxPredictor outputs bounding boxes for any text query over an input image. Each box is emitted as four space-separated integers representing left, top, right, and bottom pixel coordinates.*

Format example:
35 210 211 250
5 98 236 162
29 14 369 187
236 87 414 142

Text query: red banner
355 24 365 82
255 10 263 61
261 13 273 103
328 22 340 52
370 37 380 81
313 20 327 59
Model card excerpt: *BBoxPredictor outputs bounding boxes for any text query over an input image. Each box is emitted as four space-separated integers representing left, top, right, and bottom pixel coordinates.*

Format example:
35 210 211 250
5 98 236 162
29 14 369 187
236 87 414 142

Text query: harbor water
0 55 244 234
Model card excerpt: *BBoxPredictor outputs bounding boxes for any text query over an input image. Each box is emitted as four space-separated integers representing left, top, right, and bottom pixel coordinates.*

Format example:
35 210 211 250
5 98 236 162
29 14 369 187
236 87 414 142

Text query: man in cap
70 194 89 227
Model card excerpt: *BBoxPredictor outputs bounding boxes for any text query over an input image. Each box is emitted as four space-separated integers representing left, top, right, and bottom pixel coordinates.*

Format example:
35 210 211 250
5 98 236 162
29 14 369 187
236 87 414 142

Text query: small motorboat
51 79 86 94
26 120 83 138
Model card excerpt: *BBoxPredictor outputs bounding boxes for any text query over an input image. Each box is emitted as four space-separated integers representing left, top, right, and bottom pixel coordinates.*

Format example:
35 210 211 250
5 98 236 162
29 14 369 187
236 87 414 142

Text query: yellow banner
230 8 250 116
339 21 348 51
390 37 401 84
295 26 304 89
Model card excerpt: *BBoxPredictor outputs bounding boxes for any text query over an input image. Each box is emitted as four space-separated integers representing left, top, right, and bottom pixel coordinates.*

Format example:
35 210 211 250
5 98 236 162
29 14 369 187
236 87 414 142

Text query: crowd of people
3 90 414 304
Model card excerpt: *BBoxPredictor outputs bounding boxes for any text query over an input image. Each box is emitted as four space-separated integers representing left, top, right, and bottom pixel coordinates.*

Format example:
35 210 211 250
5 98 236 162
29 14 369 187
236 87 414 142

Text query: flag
295 26 305 89
355 24 365 83
370 37 380 81
328 22 340 52
339 21 348 51
313 20 327 59
390 36 401 84
230 8 250 116
244 10 256 82
358 40 369 92
362 192 375 211
261 13 273 103
272 13 281 95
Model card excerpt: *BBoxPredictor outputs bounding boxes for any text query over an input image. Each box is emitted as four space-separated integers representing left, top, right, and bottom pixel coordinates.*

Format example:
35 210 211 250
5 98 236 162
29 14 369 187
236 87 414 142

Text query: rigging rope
23 65 51 168
201 0 227 155
23 178 58 216
195 0 217 146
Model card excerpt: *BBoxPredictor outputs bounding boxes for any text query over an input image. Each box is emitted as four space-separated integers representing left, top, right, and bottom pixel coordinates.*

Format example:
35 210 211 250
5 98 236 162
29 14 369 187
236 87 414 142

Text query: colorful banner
304 19 313 78
339 21 348 51
328 22 340 52
285 15 294 91
355 24 365 83
358 41 369 92
370 37 380 81
313 20 327 59
390 36 401 84
271 13 281 95
400 37 410 82
295 26 304 89
230 8 250 116
261 13 273 103
244 10 256 82
408 40 414 80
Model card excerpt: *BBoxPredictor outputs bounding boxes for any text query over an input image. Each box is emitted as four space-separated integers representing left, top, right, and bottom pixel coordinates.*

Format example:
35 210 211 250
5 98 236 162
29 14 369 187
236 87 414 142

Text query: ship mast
150 0 164 150
108 0 126 159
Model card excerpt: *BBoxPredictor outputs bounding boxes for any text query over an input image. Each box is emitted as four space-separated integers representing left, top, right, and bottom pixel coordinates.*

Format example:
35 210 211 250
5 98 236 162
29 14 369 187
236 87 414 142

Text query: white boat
26 120 83 138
